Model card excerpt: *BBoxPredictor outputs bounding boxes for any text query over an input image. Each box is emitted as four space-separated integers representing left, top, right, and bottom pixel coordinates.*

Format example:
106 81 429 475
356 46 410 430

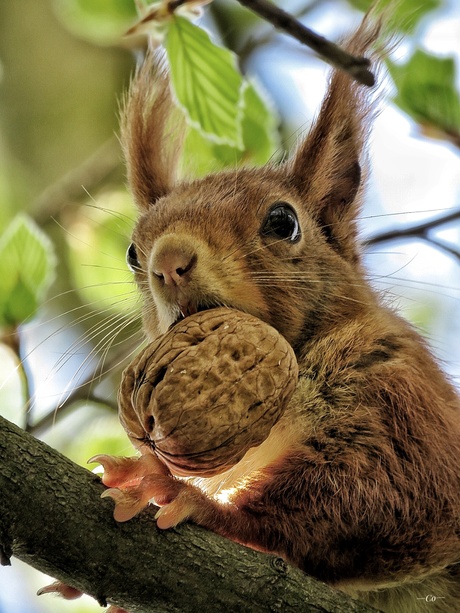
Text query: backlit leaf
388 50 460 136
0 215 56 327
181 79 279 176
166 16 244 148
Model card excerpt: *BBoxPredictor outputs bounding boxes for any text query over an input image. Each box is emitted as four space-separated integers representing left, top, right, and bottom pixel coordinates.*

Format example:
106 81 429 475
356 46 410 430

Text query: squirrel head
122 21 382 352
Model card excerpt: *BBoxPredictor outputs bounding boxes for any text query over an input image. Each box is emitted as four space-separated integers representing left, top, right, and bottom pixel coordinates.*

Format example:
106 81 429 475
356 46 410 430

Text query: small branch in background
427 237 460 264
0 327 34 432
30 395 117 438
33 137 122 225
216 0 323 62
235 0 375 86
29 340 140 436
445 128 460 150
364 207 460 262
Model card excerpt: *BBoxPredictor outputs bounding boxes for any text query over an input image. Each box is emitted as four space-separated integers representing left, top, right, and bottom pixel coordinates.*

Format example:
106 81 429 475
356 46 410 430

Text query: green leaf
52 0 137 45
181 80 280 176
166 16 244 148
347 0 441 33
240 81 280 165
388 50 460 135
0 215 56 327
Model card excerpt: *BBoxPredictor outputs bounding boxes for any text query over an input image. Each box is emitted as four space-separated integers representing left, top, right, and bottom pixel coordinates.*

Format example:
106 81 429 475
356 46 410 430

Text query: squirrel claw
100 486 148 522
37 581 82 600
154 492 197 529
89 453 169 488
91 452 186 522
155 503 187 529
38 582 129 613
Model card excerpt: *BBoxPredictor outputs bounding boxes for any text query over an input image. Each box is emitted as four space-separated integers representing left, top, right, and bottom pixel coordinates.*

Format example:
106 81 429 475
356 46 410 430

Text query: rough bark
0 415 377 612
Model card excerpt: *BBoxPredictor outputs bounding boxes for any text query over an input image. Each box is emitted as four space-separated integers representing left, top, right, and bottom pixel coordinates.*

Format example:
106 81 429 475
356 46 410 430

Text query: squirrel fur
117 17 460 613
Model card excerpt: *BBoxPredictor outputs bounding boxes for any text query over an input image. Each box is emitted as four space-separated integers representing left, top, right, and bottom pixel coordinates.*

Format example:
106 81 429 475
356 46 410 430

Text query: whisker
372 275 460 295
23 287 140 347
52 314 143 410
358 207 458 223
46 313 131 381
80 194 137 226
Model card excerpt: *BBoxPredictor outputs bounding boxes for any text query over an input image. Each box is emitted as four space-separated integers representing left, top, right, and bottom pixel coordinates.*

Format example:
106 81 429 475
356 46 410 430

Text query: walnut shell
118 307 298 477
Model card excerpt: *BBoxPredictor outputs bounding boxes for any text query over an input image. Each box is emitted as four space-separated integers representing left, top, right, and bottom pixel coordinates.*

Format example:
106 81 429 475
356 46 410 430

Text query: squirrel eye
126 242 141 272
261 203 301 242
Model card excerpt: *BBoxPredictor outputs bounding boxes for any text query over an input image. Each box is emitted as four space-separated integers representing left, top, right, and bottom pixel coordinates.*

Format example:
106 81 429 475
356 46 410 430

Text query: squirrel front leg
146 450 365 576
108 433 456 589
97 440 384 577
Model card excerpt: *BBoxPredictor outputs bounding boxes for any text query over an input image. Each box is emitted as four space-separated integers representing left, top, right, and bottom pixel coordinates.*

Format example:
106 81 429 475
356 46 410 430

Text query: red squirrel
43 15 460 613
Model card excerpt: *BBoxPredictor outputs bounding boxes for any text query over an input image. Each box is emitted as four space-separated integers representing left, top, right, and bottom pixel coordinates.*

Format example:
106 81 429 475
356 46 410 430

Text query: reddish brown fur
121 18 460 612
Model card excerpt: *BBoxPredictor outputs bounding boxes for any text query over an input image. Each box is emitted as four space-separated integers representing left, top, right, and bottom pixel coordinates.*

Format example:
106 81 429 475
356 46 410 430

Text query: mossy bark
0 415 377 612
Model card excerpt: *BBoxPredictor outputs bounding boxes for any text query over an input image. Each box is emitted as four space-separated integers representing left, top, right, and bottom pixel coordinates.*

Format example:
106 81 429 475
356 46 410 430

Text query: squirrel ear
289 76 365 258
288 20 382 260
121 52 184 211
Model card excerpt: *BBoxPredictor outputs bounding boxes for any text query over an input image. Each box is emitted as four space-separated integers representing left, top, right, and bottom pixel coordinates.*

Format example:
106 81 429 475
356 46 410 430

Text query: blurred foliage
0 1 459 611
0 1 132 219
167 15 245 148
0 215 56 327
348 0 440 32
52 0 137 45
389 50 460 141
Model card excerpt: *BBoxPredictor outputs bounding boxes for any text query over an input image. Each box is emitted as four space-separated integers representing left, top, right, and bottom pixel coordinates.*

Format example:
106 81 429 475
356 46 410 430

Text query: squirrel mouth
178 302 198 319
174 301 224 325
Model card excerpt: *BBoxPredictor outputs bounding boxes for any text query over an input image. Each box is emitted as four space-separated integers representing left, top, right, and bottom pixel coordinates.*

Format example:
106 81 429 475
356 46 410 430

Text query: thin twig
427 236 460 263
33 137 122 225
30 395 117 437
222 0 324 61
235 0 375 86
29 340 140 435
444 128 460 150
364 208 460 248
0 327 34 432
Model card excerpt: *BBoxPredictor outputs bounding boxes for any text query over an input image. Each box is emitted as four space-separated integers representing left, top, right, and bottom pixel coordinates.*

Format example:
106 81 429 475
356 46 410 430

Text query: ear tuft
288 17 386 260
120 51 185 211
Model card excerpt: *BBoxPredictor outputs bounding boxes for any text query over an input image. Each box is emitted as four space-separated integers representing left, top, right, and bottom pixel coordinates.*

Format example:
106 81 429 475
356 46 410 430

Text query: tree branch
364 207 460 262
211 0 322 61
0 415 377 612
235 0 375 86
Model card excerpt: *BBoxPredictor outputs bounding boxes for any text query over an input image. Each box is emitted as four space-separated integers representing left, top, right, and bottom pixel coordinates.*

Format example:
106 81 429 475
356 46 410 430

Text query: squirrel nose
151 237 197 287
153 253 197 286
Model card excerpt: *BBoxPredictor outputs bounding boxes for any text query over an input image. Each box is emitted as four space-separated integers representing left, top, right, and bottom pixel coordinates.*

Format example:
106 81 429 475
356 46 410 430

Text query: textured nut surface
118 307 298 476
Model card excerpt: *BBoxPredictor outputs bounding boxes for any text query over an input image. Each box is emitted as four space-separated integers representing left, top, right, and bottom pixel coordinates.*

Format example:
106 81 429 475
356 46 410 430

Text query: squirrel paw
101 474 186 522
92 453 188 522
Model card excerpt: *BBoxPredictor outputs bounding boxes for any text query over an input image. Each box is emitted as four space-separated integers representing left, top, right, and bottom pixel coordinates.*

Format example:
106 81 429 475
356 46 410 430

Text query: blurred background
0 1 459 611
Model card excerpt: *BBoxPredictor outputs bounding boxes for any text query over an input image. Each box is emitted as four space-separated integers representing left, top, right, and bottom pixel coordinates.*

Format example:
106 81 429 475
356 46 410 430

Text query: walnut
118 307 298 476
